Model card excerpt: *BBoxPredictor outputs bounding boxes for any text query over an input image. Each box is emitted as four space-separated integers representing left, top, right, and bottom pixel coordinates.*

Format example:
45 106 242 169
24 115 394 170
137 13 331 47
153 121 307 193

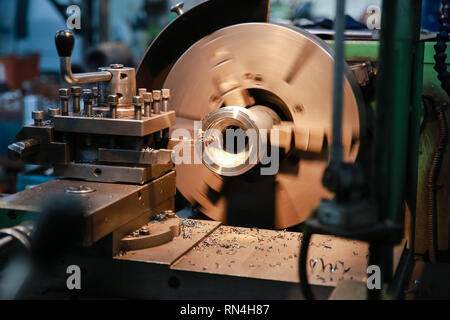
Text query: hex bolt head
32 110 44 126
152 90 162 101
59 88 70 99
71 86 82 96
133 96 143 106
32 110 44 120
139 227 150 236
48 108 60 117
162 89 170 99
133 96 143 120
82 89 94 101
108 94 119 105
143 92 153 102
138 88 147 96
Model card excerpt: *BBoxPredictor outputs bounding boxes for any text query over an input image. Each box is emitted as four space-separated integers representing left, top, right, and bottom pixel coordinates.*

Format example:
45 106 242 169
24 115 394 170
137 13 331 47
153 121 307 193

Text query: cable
434 0 450 97
298 231 315 300
422 96 449 262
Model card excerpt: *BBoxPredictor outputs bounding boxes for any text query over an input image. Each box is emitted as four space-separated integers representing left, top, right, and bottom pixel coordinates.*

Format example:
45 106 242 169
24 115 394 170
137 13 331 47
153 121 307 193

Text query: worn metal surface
164 23 364 229
116 219 221 265
119 213 181 251
98 148 172 165
0 172 176 246
117 221 369 287
52 111 176 137
171 226 369 287
328 280 367 300
53 162 173 184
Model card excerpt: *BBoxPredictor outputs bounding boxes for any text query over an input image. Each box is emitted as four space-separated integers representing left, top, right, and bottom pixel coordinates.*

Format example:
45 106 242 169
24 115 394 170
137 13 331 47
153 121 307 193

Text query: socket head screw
162 89 170 99
108 94 119 105
83 89 94 101
143 92 153 102
59 88 70 99
138 88 147 96
32 110 44 121
133 96 143 105
48 108 60 117
71 86 82 96
32 110 44 126
152 90 162 101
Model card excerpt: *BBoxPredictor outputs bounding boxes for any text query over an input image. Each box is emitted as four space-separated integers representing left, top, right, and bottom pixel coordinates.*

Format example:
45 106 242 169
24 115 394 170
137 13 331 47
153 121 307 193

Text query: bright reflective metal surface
163 23 364 228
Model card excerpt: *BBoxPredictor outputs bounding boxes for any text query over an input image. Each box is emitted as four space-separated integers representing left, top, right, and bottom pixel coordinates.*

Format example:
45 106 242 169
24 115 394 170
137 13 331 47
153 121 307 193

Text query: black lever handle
55 30 74 57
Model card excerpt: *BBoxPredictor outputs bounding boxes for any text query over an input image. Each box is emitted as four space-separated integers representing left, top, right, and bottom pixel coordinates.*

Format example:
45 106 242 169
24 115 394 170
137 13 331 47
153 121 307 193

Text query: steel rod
331 0 346 164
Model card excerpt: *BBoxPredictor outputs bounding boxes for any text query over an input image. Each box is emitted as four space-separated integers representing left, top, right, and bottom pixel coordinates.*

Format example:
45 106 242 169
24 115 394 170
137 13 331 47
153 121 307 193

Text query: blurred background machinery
0 0 448 300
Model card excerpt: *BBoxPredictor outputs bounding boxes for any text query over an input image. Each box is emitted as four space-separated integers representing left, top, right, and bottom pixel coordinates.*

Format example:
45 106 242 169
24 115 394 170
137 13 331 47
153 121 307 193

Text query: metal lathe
0 0 448 300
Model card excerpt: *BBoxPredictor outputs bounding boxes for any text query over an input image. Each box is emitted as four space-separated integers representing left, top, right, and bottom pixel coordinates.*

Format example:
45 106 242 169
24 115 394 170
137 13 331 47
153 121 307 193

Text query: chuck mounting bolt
108 94 119 119
32 110 44 126
152 90 162 114
82 89 94 117
170 2 184 16
133 96 143 120
59 88 70 115
143 92 153 117
71 86 82 114
162 89 170 112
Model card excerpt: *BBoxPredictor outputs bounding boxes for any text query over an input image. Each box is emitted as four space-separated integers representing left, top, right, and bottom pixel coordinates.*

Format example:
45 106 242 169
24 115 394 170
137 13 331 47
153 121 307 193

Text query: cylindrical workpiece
98 65 136 117
133 96 143 120
59 88 70 115
201 105 280 177
152 90 162 114
162 89 170 112
108 94 119 119
143 92 153 117
82 89 94 117
71 86 82 114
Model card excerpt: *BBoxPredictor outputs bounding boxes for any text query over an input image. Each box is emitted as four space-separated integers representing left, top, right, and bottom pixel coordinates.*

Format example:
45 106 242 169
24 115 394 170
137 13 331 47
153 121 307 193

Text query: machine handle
54 30 112 84
55 30 75 57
